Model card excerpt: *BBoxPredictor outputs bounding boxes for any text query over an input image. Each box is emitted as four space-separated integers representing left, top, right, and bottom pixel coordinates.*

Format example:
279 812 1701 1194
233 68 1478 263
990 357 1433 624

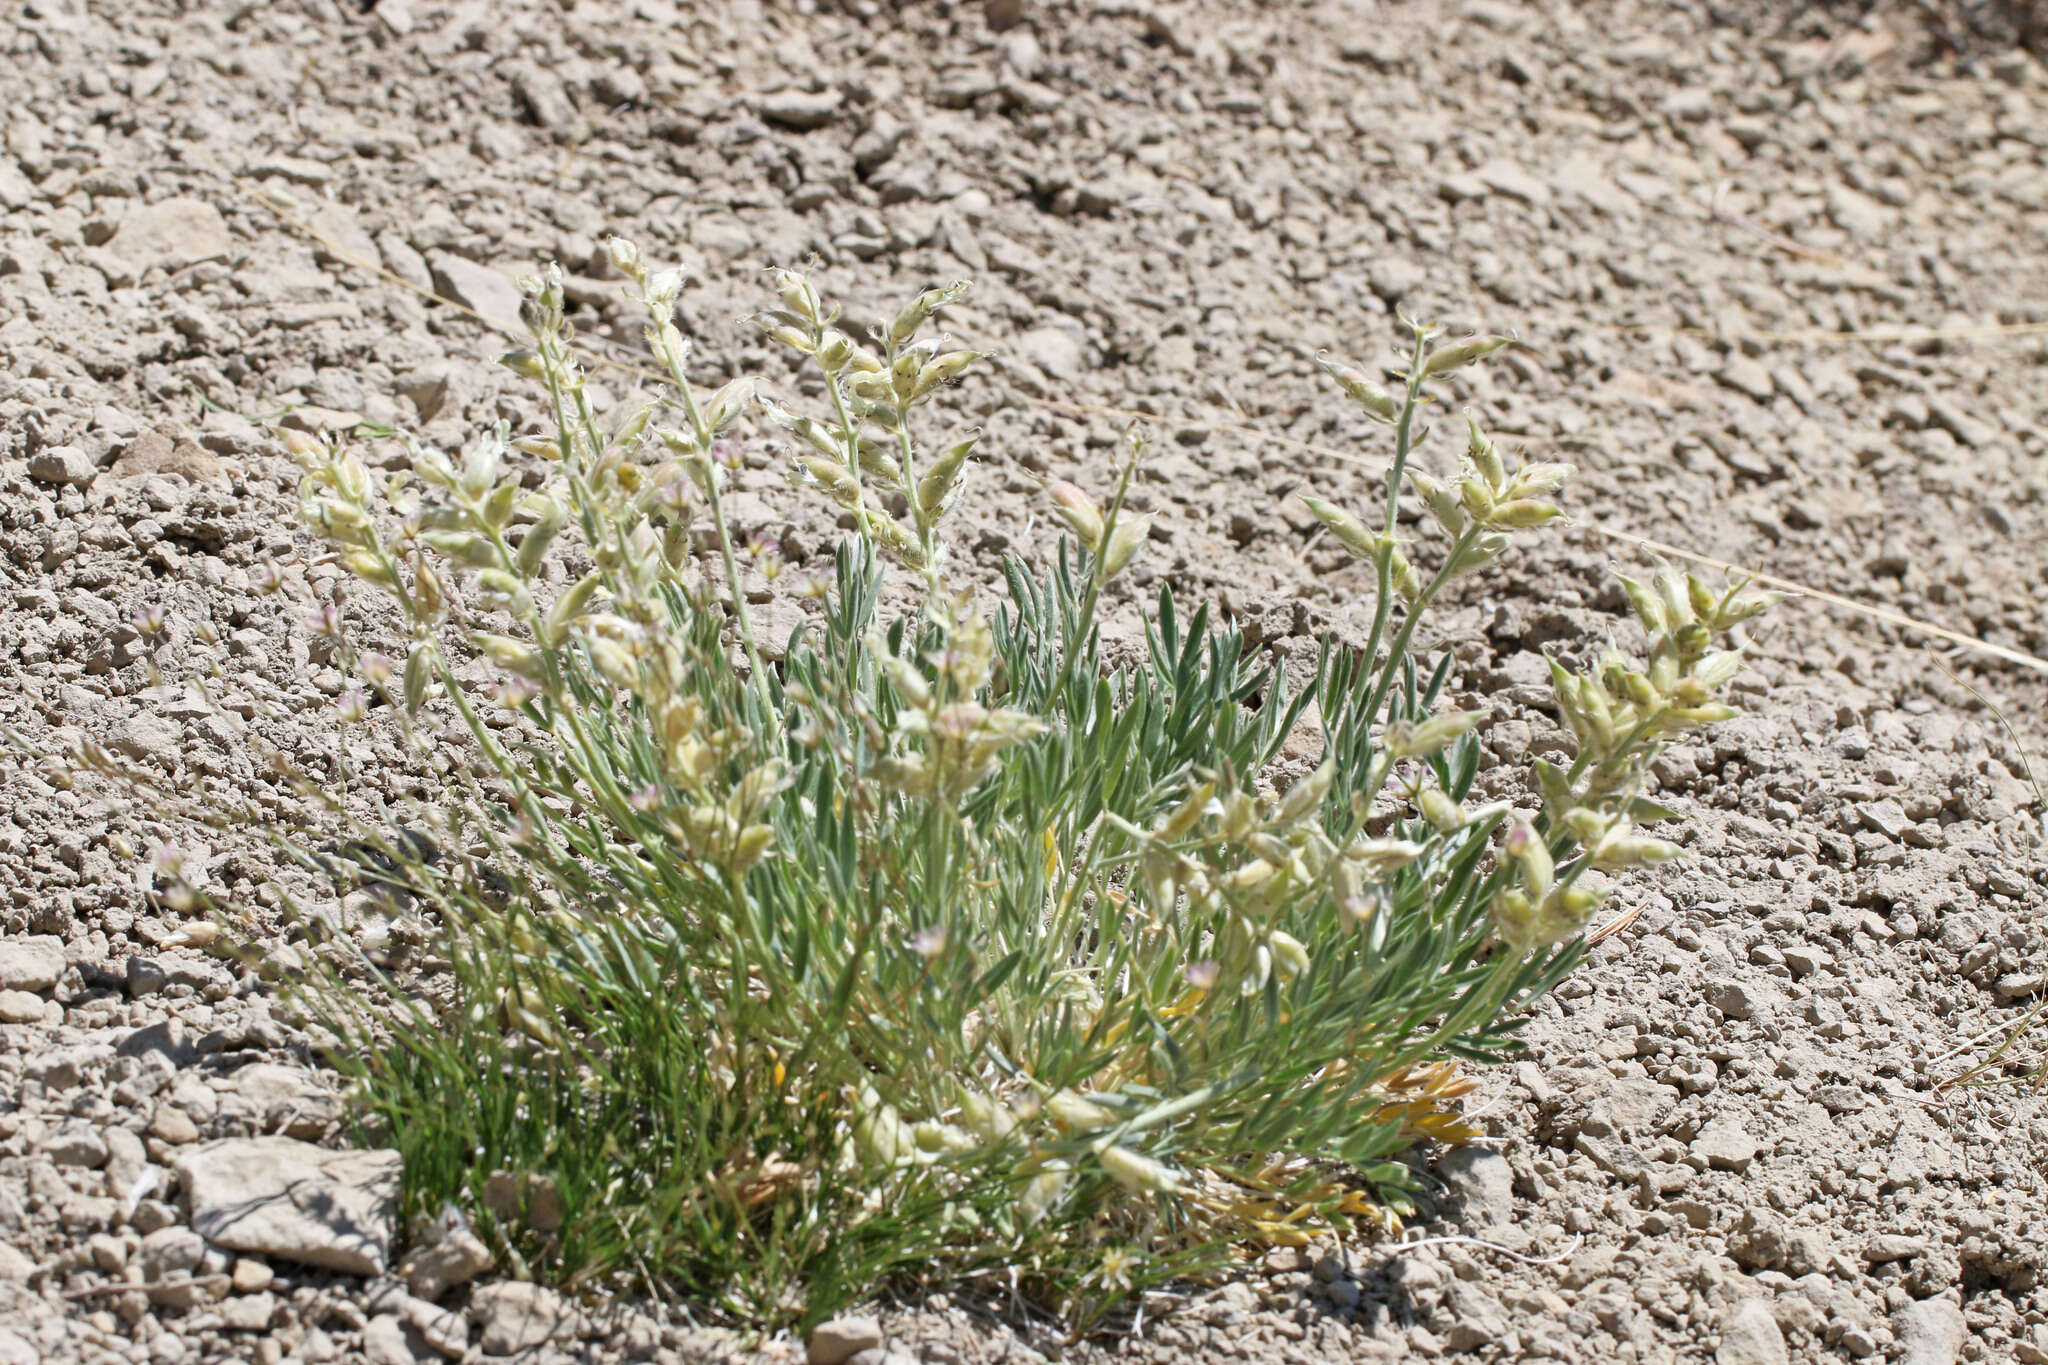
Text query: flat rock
175 1138 400 1275
1474 158 1553 206
426 252 526 333
106 197 233 274
1895 1298 1965 1365
1691 1122 1759 1173
1718 357 1776 403
1015 326 1088 384
1716 1299 1788 1365
0 936 65 992
1437 1147 1515 1228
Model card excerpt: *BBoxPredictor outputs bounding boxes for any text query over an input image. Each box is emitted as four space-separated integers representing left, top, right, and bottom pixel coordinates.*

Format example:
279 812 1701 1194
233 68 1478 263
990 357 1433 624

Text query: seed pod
472 633 544 679
773 269 819 324
1690 649 1744 689
701 376 754 435
604 236 642 277
1655 570 1695 631
1315 352 1401 422
543 571 602 649
1046 1090 1116 1131
1157 781 1216 842
1301 495 1375 559
1590 834 1684 868
1418 788 1464 833
1265 930 1311 980
797 456 862 507
890 280 972 348
481 480 520 533
1100 514 1151 579
586 636 639 689
402 641 435 714
516 499 566 578
1464 414 1505 488
1407 469 1467 536
422 531 498 568
1047 481 1104 551
915 350 984 399
1503 824 1554 901
1488 499 1560 529
1276 761 1335 825
1397 708 1488 758
1096 1143 1185 1195
1422 334 1513 377
1616 575 1665 635
817 330 856 372
338 550 392 589
915 433 978 518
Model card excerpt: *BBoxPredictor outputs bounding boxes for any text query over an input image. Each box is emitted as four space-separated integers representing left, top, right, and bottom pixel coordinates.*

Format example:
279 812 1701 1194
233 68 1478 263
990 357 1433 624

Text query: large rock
1716 1299 1788 1365
106 197 234 274
426 252 526 333
0 936 64 992
1895 1298 1966 1365
175 1138 400 1275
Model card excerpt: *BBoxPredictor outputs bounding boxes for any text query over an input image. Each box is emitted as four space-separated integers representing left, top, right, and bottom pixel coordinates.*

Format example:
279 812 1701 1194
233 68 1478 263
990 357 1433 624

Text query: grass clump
76 240 1775 1327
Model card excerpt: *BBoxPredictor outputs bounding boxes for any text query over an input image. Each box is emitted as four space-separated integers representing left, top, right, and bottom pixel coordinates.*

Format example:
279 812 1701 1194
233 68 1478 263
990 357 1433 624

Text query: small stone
176 1137 401 1275
1719 358 1776 403
761 88 844 129
1894 1298 1965 1365
1716 1299 1788 1365
108 713 181 763
425 253 527 334
105 197 234 274
45 1120 111 1168
0 1244 34 1280
1707 977 1763 1021
220 1292 278 1331
364 1314 436 1365
0 1331 36 1365
231 1258 273 1293
399 1295 470 1358
140 1226 207 1282
1437 1147 1514 1228
151 1103 200 1145
1015 327 1087 384
1474 158 1553 206
0 990 46 1023
400 1222 494 1301
1863 1234 1927 1264
28 444 97 486
807 1316 884 1365
0 936 64 992
471 1281 571 1355
1690 1122 1758 1173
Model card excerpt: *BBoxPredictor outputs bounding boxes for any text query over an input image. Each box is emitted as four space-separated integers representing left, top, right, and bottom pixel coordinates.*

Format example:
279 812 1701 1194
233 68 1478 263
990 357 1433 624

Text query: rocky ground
3 0 2048 1362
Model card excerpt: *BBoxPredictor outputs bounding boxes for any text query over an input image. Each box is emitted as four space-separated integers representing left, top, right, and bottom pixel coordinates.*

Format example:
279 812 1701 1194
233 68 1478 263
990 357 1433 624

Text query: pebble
808 1316 885 1365
27 444 96 486
761 88 844 129
1690 1122 1759 1173
471 1281 570 1355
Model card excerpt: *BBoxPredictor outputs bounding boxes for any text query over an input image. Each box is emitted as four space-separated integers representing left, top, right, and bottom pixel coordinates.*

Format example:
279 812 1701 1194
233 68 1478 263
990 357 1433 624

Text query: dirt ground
3 0 2048 1362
